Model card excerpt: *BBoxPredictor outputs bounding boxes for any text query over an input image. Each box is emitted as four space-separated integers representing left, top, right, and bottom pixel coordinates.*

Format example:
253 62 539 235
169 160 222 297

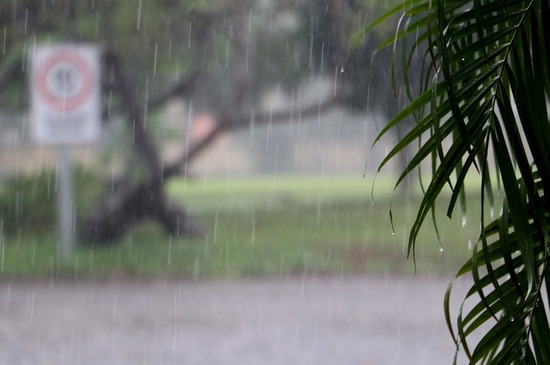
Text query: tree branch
162 94 343 178
105 50 204 179
148 71 202 111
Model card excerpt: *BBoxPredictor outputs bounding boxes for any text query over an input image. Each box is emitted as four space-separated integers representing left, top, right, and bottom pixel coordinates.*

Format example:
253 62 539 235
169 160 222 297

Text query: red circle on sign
35 50 96 112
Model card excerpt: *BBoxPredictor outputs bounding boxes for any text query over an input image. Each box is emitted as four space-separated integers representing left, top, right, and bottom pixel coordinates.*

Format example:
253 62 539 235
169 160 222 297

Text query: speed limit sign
30 44 101 145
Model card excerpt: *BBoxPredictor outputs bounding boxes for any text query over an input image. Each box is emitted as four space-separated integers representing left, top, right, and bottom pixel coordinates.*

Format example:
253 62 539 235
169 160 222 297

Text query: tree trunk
79 179 203 243
79 53 204 244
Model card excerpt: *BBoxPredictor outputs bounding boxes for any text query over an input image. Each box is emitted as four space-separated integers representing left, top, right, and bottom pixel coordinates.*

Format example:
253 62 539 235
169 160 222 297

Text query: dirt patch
0 276 469 365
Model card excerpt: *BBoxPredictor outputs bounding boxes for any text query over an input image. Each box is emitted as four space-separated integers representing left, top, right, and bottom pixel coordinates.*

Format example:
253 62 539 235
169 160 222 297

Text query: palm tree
367 0 550 363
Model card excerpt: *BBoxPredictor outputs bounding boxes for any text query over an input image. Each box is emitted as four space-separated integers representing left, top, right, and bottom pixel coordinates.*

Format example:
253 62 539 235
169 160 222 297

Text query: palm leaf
369 0 550 363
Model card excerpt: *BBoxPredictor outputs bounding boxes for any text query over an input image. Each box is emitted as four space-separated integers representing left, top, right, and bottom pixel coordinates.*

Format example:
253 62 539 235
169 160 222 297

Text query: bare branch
162 94 343 178
148 71 202 111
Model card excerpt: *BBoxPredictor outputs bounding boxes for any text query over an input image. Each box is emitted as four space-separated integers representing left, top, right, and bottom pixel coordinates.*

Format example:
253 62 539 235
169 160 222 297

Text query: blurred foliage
0 0 200 110
0 1 409 242
0 167 103 235
0 176 472 278
369 0 550 363
0 0 402 113
0 0 407 194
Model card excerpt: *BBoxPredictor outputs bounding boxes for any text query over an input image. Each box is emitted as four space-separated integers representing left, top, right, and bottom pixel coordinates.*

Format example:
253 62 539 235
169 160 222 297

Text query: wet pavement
0 276 469 365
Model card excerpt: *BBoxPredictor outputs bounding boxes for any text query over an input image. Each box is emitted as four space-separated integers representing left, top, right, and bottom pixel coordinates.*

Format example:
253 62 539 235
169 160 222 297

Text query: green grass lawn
0 175 479 279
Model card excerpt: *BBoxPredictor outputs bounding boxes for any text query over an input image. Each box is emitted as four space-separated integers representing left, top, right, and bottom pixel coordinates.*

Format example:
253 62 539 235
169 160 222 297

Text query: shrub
0 167 102 235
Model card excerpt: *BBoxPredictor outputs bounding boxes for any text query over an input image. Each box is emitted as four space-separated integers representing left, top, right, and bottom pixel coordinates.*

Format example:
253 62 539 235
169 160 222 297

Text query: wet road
0 276 468 365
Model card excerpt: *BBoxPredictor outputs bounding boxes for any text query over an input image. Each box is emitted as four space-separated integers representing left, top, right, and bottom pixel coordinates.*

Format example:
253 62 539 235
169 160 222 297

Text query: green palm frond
369 0 550 363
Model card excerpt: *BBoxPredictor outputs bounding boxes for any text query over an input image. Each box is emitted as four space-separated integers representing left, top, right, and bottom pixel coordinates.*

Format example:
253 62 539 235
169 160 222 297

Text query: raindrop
88 250 95 276
439 247 444 252
297 94 302 136
107 90 113 117
289 90 295 124
55 162 59 192
5 283 11 311
269 101 274 125
73 256 79 279
112 295 118 324
245 44 250 72
301 271 306 297
177 283 182 308
46 170 52 197
317 99 322 127
21 40 27 72
225 39 230 68
187 22 193 48
509 316 515 322
0 221 4 273
31 242 36 267
185 101 193 155
316 201 322 227
110 167 116 192
15 191 23 219
193 258 200 279
153 43 158 76
265 117 272 150
468 240 472 250
167 235 172 265
143 76 150 130
27 291 35 323
172 286 181 317
325 243 332 264
95 13 100 36
132 117 136 145
333 66 339 96
462 215 467 227
203 237 209 259
248 108 255 145
213 213 218 244
225 241 229 268
24 9 28 34
308 33 314 70
136 0 142 31
490 207 495 218
320 42 325 71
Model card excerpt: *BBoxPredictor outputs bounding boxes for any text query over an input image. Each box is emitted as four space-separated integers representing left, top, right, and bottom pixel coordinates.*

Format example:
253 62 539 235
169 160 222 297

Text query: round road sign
35 50 96 112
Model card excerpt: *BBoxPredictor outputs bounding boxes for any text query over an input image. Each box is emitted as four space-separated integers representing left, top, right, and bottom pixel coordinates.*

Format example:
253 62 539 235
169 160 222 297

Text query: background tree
370 0 550 363
1 0 399 242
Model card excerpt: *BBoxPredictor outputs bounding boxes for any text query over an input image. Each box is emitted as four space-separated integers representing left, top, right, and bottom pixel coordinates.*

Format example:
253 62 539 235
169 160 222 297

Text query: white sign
30 44 101 145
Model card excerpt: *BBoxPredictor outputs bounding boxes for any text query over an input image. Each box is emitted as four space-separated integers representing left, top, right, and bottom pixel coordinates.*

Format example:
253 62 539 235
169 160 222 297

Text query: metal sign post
57 147 74 260
30 44 101 260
